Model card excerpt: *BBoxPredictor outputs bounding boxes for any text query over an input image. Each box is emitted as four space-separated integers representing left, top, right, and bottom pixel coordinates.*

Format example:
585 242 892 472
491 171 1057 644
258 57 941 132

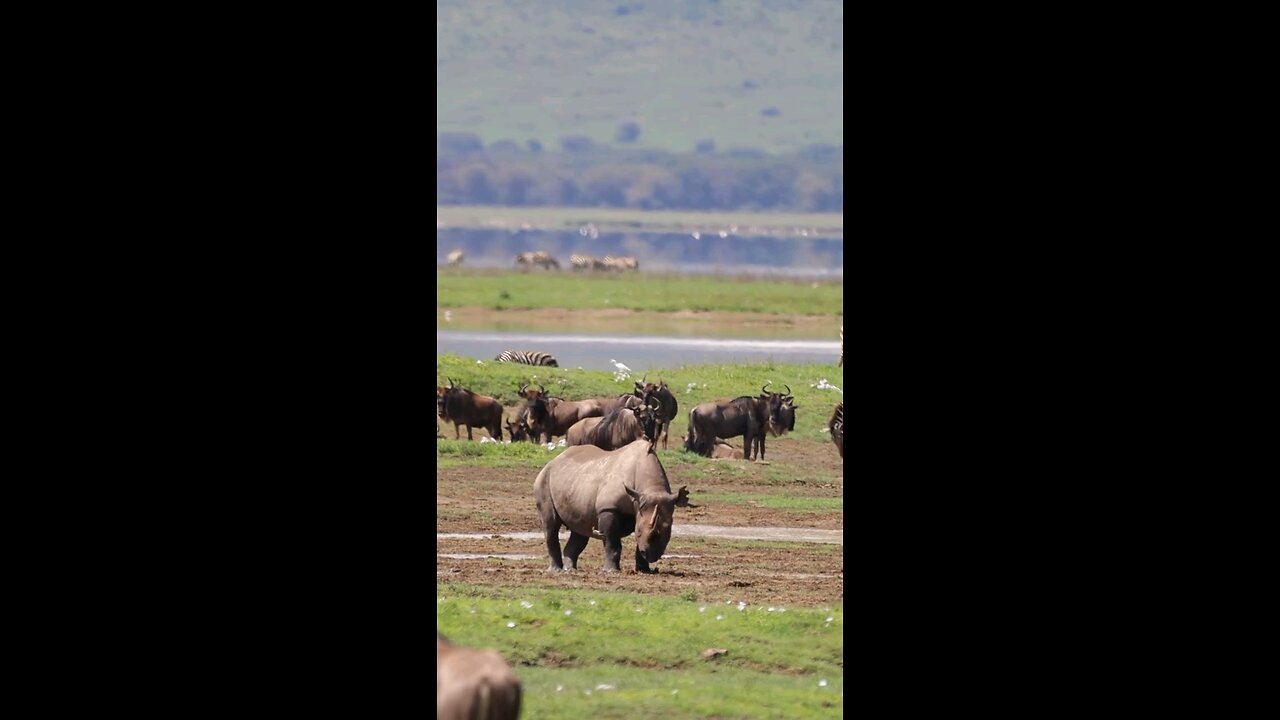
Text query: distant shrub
438 133 484 154
489 139 522 153
561 135 596 153
615 121 641 144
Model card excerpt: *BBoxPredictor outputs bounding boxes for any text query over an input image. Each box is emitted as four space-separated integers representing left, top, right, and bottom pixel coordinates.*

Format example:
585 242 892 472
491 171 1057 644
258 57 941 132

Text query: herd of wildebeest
445 248 641 272
436 330 843 719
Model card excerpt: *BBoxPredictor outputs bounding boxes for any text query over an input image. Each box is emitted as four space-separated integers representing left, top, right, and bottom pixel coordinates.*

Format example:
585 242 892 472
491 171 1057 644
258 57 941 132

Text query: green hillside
436 0 844 155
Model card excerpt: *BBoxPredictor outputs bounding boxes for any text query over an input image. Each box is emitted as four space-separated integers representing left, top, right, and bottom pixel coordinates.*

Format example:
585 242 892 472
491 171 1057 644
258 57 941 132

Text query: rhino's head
625 485 692 563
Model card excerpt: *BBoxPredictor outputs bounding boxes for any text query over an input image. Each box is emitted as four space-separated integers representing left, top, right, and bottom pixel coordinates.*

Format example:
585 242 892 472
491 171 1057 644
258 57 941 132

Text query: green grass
436 355 844 449
436 1 843 155
691 494 843 512
436 205 844 238
438 583 843 720
437 269 843 315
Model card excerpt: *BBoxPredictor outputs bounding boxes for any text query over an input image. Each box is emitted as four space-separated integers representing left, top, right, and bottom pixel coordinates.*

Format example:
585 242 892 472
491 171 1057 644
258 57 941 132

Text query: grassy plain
438 584 843 720
436 269 843 315
437 262 845 719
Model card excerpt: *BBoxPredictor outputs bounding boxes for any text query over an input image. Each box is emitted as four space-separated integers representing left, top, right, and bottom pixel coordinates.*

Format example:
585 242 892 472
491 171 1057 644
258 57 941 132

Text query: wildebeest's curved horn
635 380 645 390
519 382 528 394
536 384 545 395
673 486 691 507
783 384 792 397
761 382 772 395
448 377 455 388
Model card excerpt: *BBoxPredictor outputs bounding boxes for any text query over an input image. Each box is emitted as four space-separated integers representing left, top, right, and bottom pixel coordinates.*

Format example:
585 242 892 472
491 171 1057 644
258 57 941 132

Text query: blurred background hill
437 0 843 212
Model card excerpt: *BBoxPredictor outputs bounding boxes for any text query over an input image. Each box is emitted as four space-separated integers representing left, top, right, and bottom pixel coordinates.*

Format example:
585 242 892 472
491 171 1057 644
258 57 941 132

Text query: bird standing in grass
610 359 632 374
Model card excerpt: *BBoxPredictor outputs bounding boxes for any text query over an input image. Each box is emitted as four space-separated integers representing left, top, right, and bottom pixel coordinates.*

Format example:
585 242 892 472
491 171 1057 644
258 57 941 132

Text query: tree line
437 134 843 212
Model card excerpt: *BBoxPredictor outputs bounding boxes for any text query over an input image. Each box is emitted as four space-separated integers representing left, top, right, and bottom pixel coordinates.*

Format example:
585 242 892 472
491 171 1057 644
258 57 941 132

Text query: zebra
514 251 560 270
601 255 639 272
838 325 843 366
446 248 464 266
494 350 559 367
570 254 599 271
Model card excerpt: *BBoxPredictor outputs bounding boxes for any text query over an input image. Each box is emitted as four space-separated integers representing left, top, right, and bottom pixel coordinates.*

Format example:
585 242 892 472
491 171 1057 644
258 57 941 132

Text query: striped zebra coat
829 402 843 458
494 350 559 367
570 254 605 271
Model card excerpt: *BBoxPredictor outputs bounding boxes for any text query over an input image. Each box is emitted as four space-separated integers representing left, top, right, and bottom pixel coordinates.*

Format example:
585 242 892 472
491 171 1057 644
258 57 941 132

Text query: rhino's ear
624 486 641 502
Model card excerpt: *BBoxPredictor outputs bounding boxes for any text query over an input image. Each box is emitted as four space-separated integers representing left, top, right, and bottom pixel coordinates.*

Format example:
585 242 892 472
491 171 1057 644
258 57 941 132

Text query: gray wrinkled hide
533 439 685 573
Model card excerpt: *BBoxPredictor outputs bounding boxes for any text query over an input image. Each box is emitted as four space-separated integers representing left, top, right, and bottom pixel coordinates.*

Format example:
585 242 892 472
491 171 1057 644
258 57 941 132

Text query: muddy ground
437 435 845 607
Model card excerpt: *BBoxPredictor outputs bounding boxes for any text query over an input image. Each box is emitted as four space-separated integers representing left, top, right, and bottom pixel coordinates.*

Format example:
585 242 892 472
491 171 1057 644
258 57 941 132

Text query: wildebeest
633 378 678 449
446 248 465 266
438 378 504 441
685 384 787 461
436 630 522 720
533 438 694 573
494 350 558 367
566 396 661 450
681 435 744 459
752 387 796 460
507 383 551 443
525 396 612 445
829 402 843 458
514 251 559 270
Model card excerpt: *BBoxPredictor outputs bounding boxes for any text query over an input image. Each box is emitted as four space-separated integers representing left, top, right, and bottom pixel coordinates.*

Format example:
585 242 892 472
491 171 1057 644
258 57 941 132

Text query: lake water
437 228 843 279
438 330 841 372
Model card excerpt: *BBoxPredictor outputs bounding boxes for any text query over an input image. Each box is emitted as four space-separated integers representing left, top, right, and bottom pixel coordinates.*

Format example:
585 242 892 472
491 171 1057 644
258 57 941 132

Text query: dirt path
437 437 845 607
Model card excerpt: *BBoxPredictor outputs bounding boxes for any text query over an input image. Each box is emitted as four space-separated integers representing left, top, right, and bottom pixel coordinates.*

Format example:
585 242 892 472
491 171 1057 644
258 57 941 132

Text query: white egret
610 359 632 373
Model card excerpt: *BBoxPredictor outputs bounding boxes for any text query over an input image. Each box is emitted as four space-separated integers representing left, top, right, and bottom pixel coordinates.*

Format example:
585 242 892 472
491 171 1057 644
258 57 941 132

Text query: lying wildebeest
633 377 678 449
566 396 661 450
438 378 504 441
829 401 843 458
685 384 787 461
681 435 744 459
436 630 522 720
534 438 694 573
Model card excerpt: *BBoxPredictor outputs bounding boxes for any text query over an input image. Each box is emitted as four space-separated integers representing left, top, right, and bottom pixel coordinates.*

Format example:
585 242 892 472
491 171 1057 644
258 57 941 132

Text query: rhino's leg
563 532 589 571
543 516 565 572
596 511 623 573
